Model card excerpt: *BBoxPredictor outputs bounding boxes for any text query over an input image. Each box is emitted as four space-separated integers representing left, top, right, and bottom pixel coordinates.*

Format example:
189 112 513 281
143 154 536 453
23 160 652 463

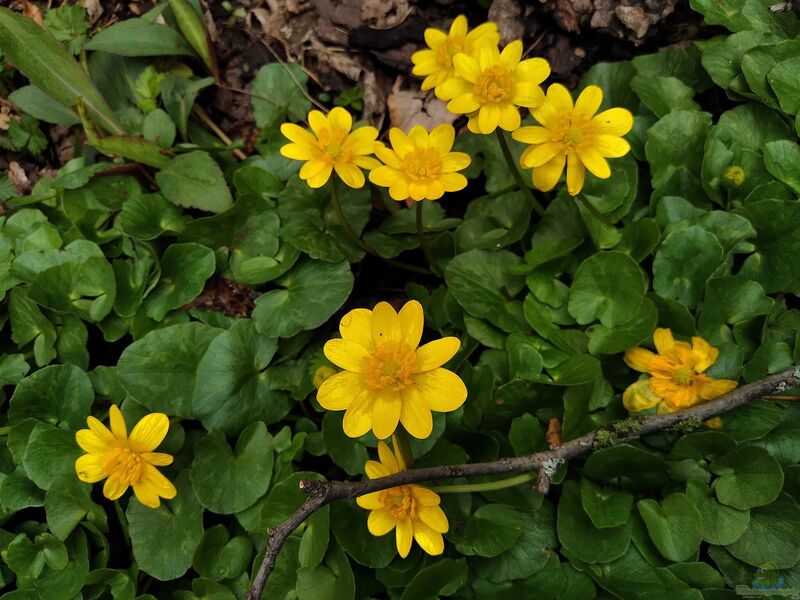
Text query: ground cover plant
1 0 800 598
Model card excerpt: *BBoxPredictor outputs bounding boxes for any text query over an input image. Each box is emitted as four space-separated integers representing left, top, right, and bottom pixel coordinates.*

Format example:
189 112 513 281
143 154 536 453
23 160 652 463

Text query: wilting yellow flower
512 84 633 196
356 440 448 558
623 328 738 413
280 107 380 189
75 405 176 508
411 15 500 98
369 124 470 202
439 40 550 134
317 300 466 439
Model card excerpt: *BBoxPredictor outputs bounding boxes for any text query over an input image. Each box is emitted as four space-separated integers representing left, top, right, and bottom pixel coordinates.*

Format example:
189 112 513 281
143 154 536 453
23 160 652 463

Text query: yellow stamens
474 66 514 104
673 367 694 385
363 343 416 391
380 486 417 520
104 447 145 485
403 148 443 181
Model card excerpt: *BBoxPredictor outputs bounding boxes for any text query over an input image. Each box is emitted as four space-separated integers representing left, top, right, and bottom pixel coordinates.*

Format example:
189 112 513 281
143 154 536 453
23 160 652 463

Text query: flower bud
722 165 745 188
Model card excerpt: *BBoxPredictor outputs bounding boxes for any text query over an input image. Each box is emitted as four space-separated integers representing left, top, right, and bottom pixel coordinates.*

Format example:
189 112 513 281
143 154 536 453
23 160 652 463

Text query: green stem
329 182 432 276
0 426 10 436
392 428 414 469
114 501 132 548
495 130 545 217
415 201 442 277
431 472 537 494
577 194 615 228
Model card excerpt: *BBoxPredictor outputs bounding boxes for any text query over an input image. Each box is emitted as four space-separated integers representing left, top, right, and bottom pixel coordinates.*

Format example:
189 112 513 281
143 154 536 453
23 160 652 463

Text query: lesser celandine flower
356 440 448 557
410 15 500 98
369 124 470 201
75 405 176 508
512 84 633 196
280 107 380 189
317 300 466 439
623 328 737 413
439 40 550 134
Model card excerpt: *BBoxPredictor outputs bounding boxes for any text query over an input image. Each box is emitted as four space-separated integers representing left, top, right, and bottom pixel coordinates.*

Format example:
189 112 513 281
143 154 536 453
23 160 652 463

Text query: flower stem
329 182 432 276
114 500 132 547
430 472 537 494
577 193 614 228
494 129 545 217
415 201 443 277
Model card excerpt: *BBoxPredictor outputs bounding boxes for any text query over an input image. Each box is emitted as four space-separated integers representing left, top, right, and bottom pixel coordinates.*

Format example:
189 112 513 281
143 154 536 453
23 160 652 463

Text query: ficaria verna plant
0 1 799 599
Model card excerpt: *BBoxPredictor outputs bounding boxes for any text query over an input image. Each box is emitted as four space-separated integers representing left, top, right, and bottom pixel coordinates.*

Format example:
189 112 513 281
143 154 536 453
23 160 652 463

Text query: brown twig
246 366 800 600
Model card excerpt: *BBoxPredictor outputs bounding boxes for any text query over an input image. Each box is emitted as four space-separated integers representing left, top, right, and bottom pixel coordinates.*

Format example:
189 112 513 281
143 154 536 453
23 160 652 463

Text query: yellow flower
623 328 738 413
356 440 448 558
369 124 470 202
313 366 337 390
512 84 633 196
439 40 550 134
279 107 380 189
317 300 466 439
411 15 500 98
75 405 176 508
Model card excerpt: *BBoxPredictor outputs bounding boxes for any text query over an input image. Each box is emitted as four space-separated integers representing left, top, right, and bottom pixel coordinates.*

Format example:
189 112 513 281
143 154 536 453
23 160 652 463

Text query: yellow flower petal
413 520 444 555
622 380 661 412
75 453 107 483
344 127 379 155
653 328 675 355
593 107 633 136
389 178 410 201
305 164 333 188
466 21 499 44
75 429 110 454
103 476 129 501
396 518 413 558
441 152 471 173
142 452 173 467
478 105 502 134
429 124 455 153
317 372 362 411
697 377 737 401
356 491 383 509
343 391 374 438
389 128 413 155
339 308 374 350
372 391 401 440
307 110 327 136
453 54 481 83
365 459 391 479
565 152 585 196
280 123 316 146
690 336 719 373
624 347 659 374
400 395 433 439
595 135 630 158
523 142 563 169
411 485 441 506
577 146 610 179
532 154 565 191
414 338 460 373
515 57 550 85
417 504 448 534
334 163 365 189
513 125 552 144
327 106 353 132
498 104 521 131
574 85 603 119
134 463 176 508
449 14 468 37
424 27 447 48
86 415 114 442
323 338 370 373
299 158 328 181
512 81 546 108
280 143 313 161
398 300 424 350
500 40 523 69
412 368 467 412
368 510 397 536
129 413 169 453
369 165 401 187
439 172 468 192
372 302 401 345
377 440 400 474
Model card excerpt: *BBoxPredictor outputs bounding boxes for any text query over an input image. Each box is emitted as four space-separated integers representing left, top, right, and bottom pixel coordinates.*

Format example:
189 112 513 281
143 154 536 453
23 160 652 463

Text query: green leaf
9 364 93 429
506 333 544 381
296 542 355 600
118 322 221 418
192 525 252 582
0 354 30 386
768 57 800 115
637 493 703 561
645 110 711 192
710 446 784 510
725 493 800 568
653 226 724 307
168 0 215 74
698 276 773 332
580 478 634 529
22 423 81 490
144 242 215 321
525 196 584 270
690 0 798 35
631 75 698 117
685 479 750 546
120 192 187 240
452 504 523 558
190 422 274 513
583 444 669 490
399 558 469 600
455 190 531 252
322 412 368 476
299 506 330 569
45 474 106 540
546 354 602 386
329 501 396 568
142 108 176 148
8 85 79 126
127 472 204 581
0 7 122 134
472 503 558 581
155 151 233 213
587 297 658 355
43 4 88 54
568 252 647 328
252 258 353 338
763 139 800 194
446 249 526 332
85 19 194 56
251 63 311 128
557 480 632 564
161 74 215 140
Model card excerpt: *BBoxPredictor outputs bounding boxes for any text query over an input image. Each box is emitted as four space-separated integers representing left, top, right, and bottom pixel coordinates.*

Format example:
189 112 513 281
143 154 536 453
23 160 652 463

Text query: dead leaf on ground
8 162 30 194
488 0 525 44
361 0 413 30
387 77 456 132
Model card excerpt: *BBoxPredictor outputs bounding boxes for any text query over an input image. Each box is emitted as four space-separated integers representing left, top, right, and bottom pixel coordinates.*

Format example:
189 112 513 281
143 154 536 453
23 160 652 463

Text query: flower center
403 148 442 181
563 126 583 146
104 447 144 485
474 66 514 104
436 36 467 67
317 127 353 163
363 342 416 391
380 486 416 519
673 367 694 385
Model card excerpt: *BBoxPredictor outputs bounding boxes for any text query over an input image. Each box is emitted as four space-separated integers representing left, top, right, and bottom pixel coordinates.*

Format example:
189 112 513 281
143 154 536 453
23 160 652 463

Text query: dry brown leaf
8 162 30 194
488 0 524 44
546 417 562 448
22 0 43 24
361 0 413 30
0 106 11 131
78 0 103 23
386 78 456 132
